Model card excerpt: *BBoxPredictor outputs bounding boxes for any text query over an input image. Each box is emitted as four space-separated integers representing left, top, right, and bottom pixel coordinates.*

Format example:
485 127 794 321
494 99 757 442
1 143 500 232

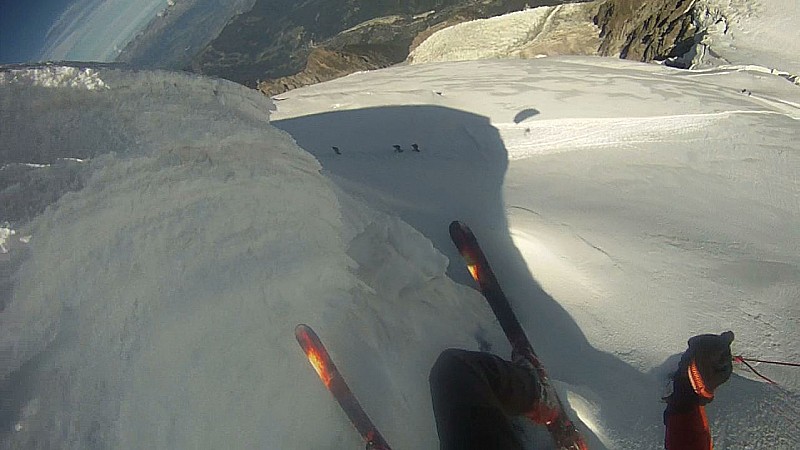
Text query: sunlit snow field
2 1 800 449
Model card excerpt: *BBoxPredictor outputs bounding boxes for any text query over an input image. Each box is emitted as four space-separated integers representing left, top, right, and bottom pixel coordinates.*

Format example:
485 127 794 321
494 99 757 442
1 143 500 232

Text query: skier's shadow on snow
275 105 796 448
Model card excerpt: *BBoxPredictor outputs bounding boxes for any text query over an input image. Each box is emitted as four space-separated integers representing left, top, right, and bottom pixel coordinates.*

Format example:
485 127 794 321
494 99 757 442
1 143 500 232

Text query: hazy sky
0 0 165 64
0 0 76 63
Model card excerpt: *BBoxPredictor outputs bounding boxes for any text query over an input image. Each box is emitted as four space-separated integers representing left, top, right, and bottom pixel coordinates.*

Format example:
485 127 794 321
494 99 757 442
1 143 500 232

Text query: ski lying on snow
295 324 392 450
449 221 588 450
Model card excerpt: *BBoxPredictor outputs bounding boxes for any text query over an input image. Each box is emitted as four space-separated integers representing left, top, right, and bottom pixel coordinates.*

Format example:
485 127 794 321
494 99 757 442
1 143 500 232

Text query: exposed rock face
258 48 390 96
193 0 568 92
594 0 699 65
194 0 702 95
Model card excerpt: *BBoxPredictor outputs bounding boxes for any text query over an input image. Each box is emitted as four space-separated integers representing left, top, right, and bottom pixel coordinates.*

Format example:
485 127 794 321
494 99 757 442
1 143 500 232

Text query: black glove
666 331 734 412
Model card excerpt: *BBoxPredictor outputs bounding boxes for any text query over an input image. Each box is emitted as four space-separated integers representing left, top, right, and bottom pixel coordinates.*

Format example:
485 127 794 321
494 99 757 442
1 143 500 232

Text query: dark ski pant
429 349 540 450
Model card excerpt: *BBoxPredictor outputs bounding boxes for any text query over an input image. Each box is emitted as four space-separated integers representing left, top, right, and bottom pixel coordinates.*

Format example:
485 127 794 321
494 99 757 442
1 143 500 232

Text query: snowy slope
2 8 800 449
0 65 492 449
695 0 800 78
272 57 800 448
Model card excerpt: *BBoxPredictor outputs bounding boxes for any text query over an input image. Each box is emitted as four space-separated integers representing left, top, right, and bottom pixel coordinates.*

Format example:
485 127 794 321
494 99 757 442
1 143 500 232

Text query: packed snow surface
273 56 800 448
2 54 799 449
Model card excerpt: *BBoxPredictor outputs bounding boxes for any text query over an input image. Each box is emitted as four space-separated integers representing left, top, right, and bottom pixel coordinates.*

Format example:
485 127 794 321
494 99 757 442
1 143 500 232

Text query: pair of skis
295 221 587 449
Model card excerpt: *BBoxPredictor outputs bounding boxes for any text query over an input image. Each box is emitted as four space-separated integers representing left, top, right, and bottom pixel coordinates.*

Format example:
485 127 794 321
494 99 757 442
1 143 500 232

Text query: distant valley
118 0 703 96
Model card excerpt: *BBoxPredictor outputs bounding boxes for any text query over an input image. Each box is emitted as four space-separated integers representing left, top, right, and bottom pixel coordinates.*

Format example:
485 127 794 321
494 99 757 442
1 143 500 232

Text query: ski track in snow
498 112 720 159
498 109 798 159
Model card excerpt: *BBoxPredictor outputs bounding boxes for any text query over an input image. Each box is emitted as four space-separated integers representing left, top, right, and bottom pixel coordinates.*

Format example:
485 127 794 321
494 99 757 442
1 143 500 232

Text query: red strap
688 360 715 400
734 356 778 384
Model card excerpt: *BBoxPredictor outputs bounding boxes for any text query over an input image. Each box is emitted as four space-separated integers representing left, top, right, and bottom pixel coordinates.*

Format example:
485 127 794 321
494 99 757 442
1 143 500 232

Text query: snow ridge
0 64 489 449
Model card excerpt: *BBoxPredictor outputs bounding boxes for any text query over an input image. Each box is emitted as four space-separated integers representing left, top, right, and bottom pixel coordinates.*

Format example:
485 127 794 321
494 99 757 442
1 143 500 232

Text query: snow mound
0 65 490 449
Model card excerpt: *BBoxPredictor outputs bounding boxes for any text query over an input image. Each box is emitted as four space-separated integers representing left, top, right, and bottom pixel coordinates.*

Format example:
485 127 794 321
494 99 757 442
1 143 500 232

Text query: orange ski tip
295 324 334 388
306 346 334 387
467 263 480 282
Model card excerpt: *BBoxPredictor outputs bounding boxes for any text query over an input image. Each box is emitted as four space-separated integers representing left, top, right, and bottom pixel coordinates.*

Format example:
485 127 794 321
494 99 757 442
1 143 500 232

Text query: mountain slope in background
116 0 257 70
0 65 492 449
2 53 798 448
115 0 798 96
195 0 542 90
2 0 799 448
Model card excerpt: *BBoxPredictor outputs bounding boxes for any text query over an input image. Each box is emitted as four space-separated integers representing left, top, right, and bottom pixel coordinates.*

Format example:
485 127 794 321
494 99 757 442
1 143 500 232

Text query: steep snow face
273 57 800 448
0 65 490 449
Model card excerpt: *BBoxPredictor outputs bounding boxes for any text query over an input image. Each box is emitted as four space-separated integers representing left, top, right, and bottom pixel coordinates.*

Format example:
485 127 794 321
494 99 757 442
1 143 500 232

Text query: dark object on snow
667 331 734 408
411 143 420 152
513 109 540 124
449 221 587 450
393 144 403 153
332 146 341 155
664 331 734 450
430 349 543 449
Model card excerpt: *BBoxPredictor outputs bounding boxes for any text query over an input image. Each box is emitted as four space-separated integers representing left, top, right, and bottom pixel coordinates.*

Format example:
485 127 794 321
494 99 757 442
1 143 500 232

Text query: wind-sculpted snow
0 63 275 164
0 65 490 448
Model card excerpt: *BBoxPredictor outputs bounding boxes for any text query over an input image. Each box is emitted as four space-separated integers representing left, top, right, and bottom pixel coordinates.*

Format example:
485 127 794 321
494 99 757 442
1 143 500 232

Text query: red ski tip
295 324 393 450
467 263 480 283
295 324 335 387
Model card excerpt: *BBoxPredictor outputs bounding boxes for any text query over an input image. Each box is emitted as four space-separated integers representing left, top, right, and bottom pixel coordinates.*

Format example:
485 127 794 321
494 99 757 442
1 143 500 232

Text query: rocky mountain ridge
594 0 699 67
193 0 546 91
189 0 720 95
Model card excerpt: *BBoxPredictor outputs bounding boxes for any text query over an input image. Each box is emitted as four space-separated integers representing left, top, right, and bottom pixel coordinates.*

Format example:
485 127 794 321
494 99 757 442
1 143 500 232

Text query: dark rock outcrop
594 0 698 65
258 48 391 96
